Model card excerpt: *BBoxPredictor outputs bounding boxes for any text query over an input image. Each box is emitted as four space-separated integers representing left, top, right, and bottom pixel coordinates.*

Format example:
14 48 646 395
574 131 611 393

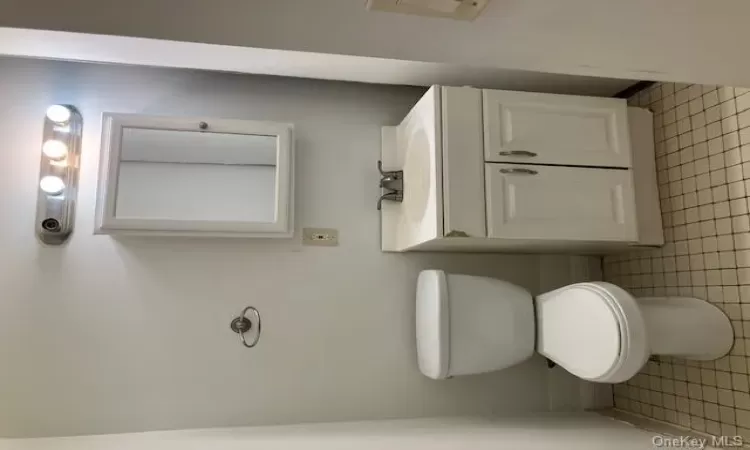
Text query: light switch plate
365 0 490 21
303 228 339 246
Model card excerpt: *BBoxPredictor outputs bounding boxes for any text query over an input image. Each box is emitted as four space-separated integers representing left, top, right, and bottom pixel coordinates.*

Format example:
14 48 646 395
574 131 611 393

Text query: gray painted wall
0 57 551 438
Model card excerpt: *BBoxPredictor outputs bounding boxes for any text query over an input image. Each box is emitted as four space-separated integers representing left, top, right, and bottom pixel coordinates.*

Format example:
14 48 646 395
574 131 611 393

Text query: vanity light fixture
46 105 72 124
42 139 68 160
39 176 66 195
36 104 83 245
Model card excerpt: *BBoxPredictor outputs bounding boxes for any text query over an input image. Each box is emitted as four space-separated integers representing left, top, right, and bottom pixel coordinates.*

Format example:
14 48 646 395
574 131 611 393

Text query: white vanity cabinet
380 85 662 253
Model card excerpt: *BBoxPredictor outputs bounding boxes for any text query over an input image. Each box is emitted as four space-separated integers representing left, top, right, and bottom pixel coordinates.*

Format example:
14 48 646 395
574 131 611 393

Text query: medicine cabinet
95 113 294 237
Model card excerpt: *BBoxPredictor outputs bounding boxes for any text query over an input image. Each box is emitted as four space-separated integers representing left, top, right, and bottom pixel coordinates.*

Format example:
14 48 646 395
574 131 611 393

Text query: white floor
0 414 668 450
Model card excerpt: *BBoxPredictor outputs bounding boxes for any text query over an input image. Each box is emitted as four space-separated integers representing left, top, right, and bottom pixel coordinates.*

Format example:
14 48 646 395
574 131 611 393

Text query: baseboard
538 255 603 293
547 364 613 411
597 409 734 448
540 254 610 412
580 380 614 410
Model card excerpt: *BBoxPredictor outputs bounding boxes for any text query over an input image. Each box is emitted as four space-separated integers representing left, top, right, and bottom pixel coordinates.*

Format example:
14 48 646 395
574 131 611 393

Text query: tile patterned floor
605 81 750 441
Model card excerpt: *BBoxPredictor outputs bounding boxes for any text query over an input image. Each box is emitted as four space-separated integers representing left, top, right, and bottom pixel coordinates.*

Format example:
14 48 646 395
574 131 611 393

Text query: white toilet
416 270 734 383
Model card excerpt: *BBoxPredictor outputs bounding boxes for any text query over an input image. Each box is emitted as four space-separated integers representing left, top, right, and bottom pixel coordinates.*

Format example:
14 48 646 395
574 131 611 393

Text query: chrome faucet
377 191 403 211
377 160 403 210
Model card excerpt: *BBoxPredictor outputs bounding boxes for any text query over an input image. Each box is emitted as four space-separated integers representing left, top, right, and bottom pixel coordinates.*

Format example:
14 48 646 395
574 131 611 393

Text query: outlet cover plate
303 228 339 246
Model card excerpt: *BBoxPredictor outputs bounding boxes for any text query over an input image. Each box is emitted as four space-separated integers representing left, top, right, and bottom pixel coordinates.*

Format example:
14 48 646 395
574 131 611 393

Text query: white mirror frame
95 113 294 238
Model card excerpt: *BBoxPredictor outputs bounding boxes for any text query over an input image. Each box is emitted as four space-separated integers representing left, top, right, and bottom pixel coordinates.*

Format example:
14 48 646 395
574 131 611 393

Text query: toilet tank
416 270 536 379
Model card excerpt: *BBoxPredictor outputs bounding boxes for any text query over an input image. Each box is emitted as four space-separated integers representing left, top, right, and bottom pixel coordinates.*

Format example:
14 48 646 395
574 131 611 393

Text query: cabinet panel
483 90 631 168
441 86 486 238
485 164 637 242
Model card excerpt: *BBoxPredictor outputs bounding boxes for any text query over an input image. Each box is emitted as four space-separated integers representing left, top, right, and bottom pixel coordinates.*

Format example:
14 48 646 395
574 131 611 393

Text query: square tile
718 387 734 405
728 164 743 182
613 83 750 436
734 215 750 232
710 154 726 172
733 373 750 391
739 110 750 130
729 180 746 198
742 128 750 146
715 201 731 218
723 116 740 134
726 148 743 167
731 198 749 215
705 402 720 421
719 86 736 102
704 386 719 405
738 250 750 267
721 99 738 118
724 131 741 150
720 251 737 268
717 217 733 234
708 122 723 140
678 117 692 135
738 409 750 428
676 88 690 106
680 133 693 149
737 92 750 113
689 84 704 100
706 105 722 124
706 420 722 436
704 90 720 108
721 406 737 424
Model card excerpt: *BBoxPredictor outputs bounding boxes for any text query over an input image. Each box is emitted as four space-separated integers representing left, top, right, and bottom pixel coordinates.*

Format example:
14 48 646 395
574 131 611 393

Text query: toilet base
637 296 733 361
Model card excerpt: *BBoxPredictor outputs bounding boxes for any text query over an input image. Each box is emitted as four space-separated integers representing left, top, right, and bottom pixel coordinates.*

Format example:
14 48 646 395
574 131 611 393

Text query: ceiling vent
366 0 490 21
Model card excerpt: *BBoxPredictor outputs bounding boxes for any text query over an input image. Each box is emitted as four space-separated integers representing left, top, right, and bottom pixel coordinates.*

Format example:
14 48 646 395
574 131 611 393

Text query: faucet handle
378 160 402 179
377 191 403 211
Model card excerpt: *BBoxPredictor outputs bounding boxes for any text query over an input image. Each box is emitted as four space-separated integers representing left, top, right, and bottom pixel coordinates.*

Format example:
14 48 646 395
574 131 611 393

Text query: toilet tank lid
416 270 450 379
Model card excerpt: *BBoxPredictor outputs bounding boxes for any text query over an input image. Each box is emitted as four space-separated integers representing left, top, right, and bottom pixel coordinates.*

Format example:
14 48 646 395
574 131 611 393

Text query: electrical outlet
303 228 339 246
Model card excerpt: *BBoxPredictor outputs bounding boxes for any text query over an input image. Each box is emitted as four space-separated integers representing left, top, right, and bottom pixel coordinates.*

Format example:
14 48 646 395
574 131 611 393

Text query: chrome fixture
499 167 538 175
230 306 262 348
497 150 537 157
377 160 403 210
36 105 83 245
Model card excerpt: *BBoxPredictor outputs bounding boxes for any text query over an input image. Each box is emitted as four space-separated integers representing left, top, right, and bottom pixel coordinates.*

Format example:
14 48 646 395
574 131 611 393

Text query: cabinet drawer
483 89 631 168
485 164 637 242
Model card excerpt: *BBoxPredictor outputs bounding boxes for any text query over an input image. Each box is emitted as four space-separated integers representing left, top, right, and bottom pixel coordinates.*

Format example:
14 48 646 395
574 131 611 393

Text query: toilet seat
535 282 648 383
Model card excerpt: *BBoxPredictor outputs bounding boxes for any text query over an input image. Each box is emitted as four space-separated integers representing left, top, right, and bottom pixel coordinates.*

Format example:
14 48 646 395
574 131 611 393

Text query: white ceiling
0 28 635 97
4 0 748 93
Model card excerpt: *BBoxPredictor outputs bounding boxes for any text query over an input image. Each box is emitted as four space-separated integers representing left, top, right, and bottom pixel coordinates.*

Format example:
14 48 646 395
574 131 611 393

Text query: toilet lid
416 270 450 379
536 282 648 382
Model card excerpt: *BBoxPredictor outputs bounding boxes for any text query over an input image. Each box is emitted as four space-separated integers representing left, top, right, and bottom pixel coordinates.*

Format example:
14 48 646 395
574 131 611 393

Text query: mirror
116 129 278 222
96 114 294 237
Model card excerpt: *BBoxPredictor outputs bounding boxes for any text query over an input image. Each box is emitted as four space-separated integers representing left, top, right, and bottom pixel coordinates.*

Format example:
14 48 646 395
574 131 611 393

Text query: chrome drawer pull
498 150 537 157
499 168 538 175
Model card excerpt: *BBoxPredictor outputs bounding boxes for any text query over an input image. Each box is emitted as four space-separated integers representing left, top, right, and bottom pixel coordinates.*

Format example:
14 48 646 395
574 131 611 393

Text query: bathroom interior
1 0 749 448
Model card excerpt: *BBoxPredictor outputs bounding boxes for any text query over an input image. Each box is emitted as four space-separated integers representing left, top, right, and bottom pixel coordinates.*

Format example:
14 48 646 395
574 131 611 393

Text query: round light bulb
42 140 68 160
46 105 71 124
39 176 65 195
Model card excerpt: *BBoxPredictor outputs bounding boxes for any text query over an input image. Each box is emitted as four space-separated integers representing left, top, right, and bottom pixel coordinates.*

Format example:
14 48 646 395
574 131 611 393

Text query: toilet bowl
416 270 734 383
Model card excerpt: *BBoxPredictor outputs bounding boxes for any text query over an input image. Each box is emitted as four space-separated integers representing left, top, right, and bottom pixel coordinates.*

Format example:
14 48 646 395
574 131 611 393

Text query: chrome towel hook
230 306 262 348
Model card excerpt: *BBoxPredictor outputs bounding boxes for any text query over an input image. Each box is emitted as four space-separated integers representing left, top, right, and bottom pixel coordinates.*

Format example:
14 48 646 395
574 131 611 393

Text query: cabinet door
483 89 631 168
485 164 637 242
